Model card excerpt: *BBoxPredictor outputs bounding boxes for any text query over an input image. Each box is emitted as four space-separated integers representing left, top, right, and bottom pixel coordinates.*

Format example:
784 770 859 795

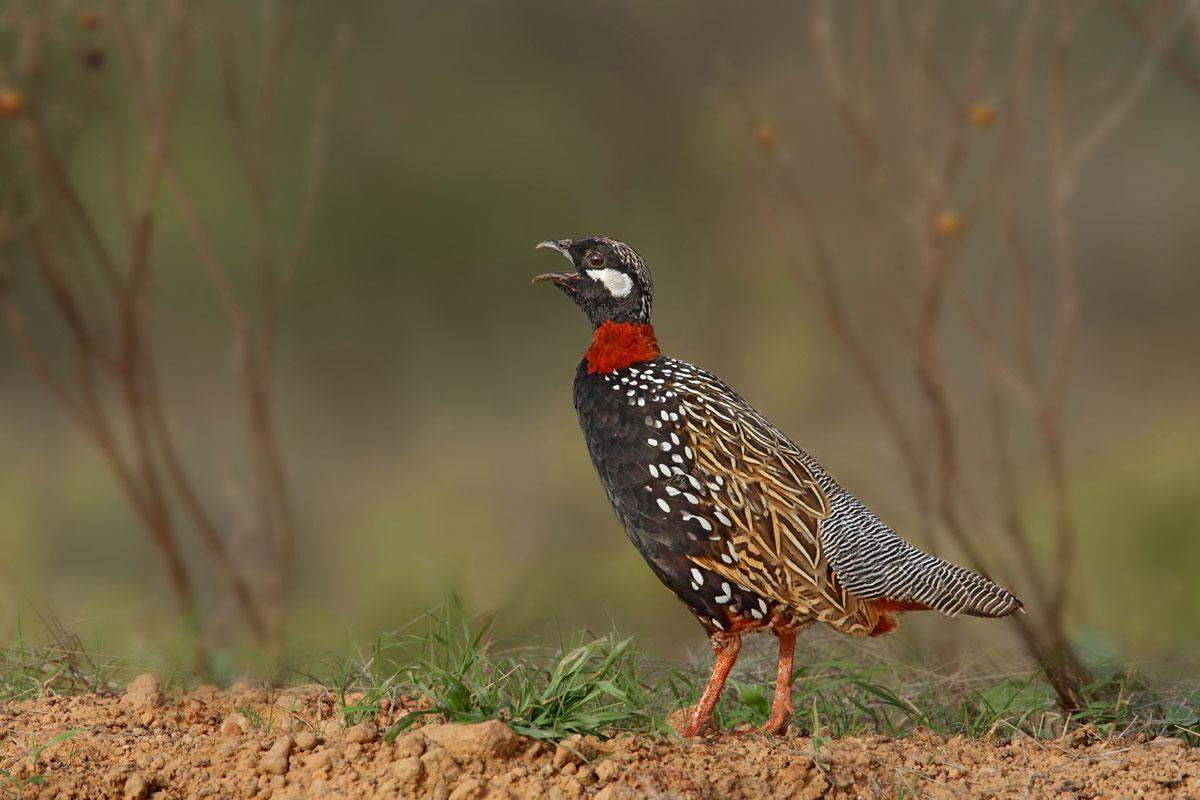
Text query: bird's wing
665 363 873 632
668 362 1020 630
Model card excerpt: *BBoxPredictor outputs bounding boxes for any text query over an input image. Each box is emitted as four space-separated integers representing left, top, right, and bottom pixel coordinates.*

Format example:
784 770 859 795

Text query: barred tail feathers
815 480 1023 619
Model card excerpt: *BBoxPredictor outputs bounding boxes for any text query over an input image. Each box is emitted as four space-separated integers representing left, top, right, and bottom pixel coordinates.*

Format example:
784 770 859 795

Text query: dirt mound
1 675 1196 798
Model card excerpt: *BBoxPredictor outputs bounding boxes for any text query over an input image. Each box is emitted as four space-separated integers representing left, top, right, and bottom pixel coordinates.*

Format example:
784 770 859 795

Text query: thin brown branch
163 169 248 326
123 0 185 298
1065 0 1196 184
165 139 294 633
914 224 963 547
141 344 269 640
216 14 275 337
1046 0 1079 634
1115 0 1200 94
0 262 84 421
811 0 885 184
906 2 1010 568
762 160 932 524
810 1 920 235
113 2 210 670
101 1 272 642
988 392 1052 611
165 164 296 633
215 6 303 620
22 233 202 659
281 25 348 284
1 0 332 658
21 117 122 294
240 348 297 624
950 280 1038 410
105 0 154 116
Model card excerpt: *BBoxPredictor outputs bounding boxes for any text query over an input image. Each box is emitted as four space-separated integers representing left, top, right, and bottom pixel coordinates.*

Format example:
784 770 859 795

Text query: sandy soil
1 675 1196 799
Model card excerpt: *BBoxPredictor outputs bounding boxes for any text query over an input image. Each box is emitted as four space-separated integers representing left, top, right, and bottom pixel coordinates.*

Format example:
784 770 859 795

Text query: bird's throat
585 321 661 374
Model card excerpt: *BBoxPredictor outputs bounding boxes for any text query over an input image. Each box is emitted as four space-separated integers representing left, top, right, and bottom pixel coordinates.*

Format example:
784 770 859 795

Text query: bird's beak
536 239 572 256
533 239 580 294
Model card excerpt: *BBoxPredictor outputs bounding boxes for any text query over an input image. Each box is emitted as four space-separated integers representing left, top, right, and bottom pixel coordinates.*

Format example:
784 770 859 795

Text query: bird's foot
760 708 792 736
667 706 715 738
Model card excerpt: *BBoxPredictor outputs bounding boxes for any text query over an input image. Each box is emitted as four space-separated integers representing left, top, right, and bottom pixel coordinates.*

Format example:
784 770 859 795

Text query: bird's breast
573 358 691 543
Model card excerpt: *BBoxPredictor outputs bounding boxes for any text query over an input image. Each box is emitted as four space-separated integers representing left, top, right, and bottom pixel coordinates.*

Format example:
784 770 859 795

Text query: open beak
532 239 580 294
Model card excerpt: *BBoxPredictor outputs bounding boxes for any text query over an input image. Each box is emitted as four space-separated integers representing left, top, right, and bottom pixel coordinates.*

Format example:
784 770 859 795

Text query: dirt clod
392 753 424 785
220 712 248 737
228 680 267 707
122 772 150 799
345 720 378 744
448 777 483 800
121 674 163 710
318 716 344 739
424 719 520 761
304 748 331 771
259 734 292 775
561 734 598 764
593 759 620 783
593 785 636 800
394 730 427 758
1150 735 1186 748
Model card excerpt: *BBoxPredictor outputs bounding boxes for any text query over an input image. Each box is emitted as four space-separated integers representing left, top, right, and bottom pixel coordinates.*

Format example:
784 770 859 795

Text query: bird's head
533 236 653 328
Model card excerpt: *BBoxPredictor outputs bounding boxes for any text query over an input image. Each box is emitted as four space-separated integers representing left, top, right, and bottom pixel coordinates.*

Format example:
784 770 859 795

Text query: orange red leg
679 631 741 737
762 622 798 735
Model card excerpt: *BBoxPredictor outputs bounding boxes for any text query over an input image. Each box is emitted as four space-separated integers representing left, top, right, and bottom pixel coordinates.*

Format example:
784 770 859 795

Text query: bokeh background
1 1 1198 672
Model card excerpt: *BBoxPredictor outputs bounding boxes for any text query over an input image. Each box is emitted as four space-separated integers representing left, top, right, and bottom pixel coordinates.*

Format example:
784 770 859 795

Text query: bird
533 236 1022 738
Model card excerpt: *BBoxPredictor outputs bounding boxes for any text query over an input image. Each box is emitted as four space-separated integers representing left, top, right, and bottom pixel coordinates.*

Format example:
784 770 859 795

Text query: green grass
319 596 659 741
0 728 84 800
3 602 1198 745
0 616 117 703
313 599 1199 744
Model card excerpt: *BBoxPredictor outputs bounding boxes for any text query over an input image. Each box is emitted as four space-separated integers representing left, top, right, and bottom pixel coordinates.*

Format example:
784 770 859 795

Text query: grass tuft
0 616 116 703
373 597 655 741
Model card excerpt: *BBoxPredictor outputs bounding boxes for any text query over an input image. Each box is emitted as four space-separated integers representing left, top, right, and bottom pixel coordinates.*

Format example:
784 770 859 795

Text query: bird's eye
585 251 605 268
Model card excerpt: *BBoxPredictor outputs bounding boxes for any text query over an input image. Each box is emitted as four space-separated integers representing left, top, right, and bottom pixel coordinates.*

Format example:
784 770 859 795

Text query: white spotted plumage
596 354 1020 635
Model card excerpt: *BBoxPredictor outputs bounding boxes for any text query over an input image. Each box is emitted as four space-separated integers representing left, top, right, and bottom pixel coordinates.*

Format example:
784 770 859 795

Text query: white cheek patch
586 268 634 298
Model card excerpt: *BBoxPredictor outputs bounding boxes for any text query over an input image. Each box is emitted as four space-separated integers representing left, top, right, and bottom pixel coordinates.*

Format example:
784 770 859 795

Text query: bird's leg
680 630 741 737
762 622 798 735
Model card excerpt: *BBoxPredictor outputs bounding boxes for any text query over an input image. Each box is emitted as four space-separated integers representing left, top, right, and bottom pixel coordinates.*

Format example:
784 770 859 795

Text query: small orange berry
753 122 776 153
934 210 964 238
970 103 996 128
80 9 101 31
0 89 23 118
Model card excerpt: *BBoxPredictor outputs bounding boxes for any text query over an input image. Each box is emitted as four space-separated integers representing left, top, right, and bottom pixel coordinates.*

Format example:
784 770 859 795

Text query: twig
1064 0 1197 188
282 26 348 284
1114 0 1200 94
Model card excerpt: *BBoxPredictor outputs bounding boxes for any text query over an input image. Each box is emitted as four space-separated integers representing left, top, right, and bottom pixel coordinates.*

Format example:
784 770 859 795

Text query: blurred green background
1 1 1198 669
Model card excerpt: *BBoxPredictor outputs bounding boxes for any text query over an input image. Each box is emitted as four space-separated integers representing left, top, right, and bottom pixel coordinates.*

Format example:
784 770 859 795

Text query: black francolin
534 236 1022 738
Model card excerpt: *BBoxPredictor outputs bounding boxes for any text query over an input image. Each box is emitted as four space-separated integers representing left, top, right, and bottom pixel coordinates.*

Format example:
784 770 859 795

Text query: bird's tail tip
981 588 1024 618
959 581 1023 618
